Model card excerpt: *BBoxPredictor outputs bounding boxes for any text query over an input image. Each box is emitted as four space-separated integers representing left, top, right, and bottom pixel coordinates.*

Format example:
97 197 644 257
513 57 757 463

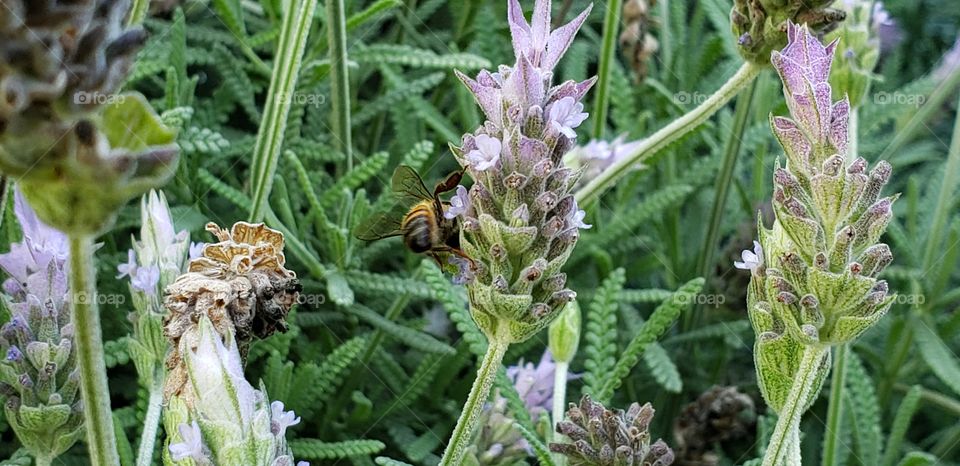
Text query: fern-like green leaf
178 127 230 155
643 342 682 393
347 0 403 30
421 260 487 356
513 422 557 466
881 385 922 466
352 73 445 126
914 319 960 397
354 44 491 70
104 337 131 369
347 304 456 355
287 337 366 419
375 457 414 466
582 268 626 398
596 277 704 402
845 351 883 466
620 288 673 304
319 151 390 209
345 269 439 300
290 439 385 460
894 452 938 466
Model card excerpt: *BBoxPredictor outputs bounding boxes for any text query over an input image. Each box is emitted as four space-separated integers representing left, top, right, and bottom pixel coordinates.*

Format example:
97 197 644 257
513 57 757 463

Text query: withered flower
673 386 756 466
162 222 299 402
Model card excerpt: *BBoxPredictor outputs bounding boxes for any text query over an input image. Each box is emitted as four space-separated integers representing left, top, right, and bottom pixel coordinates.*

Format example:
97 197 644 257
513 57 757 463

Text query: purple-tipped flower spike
742 22 897 416
451 0 594 344
0 189 82 462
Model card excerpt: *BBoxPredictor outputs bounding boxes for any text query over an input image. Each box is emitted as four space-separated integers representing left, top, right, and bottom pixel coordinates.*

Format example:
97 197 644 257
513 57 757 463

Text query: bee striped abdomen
402 202 437 253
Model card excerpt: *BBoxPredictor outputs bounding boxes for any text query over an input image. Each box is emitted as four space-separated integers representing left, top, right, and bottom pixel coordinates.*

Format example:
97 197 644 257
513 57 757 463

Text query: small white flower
186 316 257 426
270 400 301 437
548 97 588 139
131 265 160 295
734 240 764 272
467 134 502 171
189 242 206 260
569 209 591 230
116 249 137 279
444 185 471 220
169 421 205 461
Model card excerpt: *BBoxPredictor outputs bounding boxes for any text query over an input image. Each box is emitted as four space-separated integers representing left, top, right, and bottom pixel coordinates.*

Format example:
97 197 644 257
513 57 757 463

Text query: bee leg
436 246 476 270
428 252 444 269
433 170 464 197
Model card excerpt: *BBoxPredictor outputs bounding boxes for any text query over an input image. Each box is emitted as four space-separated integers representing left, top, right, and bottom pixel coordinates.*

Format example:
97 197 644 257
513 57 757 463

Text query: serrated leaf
914 319 960 397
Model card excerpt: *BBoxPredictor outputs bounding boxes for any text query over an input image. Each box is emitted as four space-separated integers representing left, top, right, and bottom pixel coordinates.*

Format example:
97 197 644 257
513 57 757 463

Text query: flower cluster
449 0 595 343
119 191 192 388
0 191 82 462
550 395 675 466
730 0 846 65
740 23 896 412
163 316 307 466
0 0 178 234
163 222 300 403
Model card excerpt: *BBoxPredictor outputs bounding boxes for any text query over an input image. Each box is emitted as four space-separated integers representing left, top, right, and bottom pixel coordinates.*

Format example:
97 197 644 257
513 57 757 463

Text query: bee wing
392 165 433 203
354 204 405 241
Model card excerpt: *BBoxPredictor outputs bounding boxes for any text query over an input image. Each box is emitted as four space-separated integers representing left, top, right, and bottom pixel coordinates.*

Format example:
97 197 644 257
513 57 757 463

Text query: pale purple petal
444 185 471 219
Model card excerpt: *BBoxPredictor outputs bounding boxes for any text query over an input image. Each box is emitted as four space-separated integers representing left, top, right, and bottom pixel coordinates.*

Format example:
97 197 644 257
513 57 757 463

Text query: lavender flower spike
0 189 82 463
744 22 897 424
450 0 595 343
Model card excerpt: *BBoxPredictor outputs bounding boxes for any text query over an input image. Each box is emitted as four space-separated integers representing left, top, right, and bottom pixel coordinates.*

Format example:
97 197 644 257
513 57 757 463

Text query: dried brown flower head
673 386 756 466
162 222 299 401
620 0 659 83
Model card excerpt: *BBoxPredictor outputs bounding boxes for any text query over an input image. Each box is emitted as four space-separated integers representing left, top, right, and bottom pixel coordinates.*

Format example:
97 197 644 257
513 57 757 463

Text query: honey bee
355 165 472 266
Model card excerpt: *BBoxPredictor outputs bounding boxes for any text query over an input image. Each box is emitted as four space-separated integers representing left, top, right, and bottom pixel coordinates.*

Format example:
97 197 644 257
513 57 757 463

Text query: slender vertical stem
248 0 319 222
689 79 757 331
439 332 510 466
761 345 829 466
551 360 569 466
327 0 353 171
70 234 120 466
135 372 165 466
590 0 623 139
822 344 849 466
127 0 150 26
576 62 762 204
921 92 960 273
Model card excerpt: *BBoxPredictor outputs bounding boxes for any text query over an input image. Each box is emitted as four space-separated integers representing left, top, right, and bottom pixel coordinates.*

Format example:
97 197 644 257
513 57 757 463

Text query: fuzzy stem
327 0 353 172
439 331 510 466
551 360 569 466
70 234 120 466
821 344 849 466
689 78 757 331
576 61 763 204
762 345 829 466
590 0 623 139
135 371 164 466
921 91 960 273
248 0 319 222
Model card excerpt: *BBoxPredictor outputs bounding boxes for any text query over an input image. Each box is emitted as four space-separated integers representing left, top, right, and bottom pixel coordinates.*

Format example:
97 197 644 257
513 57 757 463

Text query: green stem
70 234 120 466
327 0 353 172
576 61 763 204
248 0 319 222
135 371 164 466
894 383 960 417
590 0 623 139
551 360 569 466
822 344 849 466
127 0 150 26
761 345 829 466
921 91 960 273
689 78 757 331
439 331 510 466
